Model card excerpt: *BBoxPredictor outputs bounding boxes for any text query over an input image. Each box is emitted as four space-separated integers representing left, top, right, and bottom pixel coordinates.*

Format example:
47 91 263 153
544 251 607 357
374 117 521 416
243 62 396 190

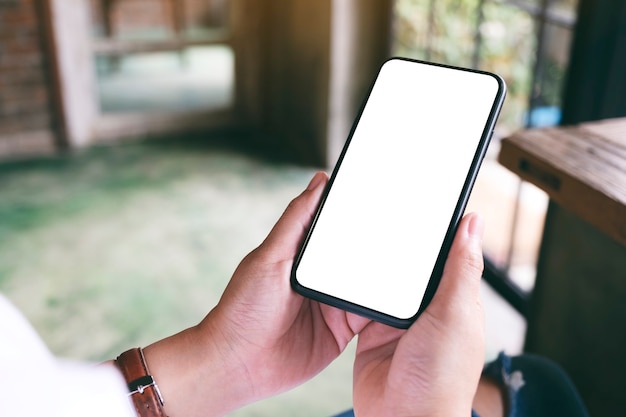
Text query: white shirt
0 294 136 417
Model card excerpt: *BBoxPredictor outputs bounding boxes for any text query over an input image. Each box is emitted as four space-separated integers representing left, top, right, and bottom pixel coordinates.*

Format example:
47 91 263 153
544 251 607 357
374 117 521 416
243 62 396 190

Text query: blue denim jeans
332 353 589 417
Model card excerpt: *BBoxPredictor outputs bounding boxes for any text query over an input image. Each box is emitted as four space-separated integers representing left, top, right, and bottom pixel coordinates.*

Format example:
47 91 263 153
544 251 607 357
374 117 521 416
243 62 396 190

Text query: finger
258 171 328 260
420 212 486 387
356 320 405 354
346 312 373 335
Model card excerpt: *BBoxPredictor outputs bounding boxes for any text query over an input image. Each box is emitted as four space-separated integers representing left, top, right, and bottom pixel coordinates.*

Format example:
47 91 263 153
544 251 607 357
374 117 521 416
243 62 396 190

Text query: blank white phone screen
296 59 500 320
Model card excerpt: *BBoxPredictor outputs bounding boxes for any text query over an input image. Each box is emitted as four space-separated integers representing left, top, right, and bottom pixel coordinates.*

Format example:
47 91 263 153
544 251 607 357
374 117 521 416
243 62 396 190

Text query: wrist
142 316 254 417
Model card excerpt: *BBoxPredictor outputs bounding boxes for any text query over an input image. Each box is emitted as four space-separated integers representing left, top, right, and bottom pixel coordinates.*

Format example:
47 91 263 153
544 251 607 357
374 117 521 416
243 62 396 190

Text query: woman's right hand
352 213 487 417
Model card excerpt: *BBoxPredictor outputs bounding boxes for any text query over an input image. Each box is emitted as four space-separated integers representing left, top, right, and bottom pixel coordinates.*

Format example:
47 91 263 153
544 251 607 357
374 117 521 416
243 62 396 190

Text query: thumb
258 171 328 261
427 212 485 319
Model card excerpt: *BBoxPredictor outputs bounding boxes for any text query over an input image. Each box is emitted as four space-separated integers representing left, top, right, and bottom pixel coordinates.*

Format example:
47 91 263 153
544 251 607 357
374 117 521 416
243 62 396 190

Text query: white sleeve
0 294 136 417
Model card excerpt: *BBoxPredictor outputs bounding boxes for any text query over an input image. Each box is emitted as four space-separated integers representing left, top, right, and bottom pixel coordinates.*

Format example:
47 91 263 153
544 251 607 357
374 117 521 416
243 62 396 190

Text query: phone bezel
290 57 506 329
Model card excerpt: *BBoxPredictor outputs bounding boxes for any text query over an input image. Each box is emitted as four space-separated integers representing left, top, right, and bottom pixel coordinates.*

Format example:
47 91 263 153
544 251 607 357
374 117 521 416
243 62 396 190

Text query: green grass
0 135 355 416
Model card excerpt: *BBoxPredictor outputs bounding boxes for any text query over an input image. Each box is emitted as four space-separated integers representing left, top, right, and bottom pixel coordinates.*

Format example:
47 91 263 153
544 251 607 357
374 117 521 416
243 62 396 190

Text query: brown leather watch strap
115 348 167 417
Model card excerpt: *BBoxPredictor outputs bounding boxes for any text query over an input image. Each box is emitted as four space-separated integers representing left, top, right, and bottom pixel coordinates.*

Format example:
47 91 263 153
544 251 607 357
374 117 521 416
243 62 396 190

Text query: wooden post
48 0 98 147
232 0 392 166
327 0 393 166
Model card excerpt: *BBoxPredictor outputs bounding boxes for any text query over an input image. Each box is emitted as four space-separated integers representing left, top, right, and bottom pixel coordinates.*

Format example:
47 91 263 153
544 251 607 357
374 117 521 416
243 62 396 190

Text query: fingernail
306 171 326 191
467 213 485 240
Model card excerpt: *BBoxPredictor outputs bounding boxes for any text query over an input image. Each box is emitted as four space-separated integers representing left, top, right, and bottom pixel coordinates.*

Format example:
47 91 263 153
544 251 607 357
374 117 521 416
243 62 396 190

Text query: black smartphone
291 58 506 328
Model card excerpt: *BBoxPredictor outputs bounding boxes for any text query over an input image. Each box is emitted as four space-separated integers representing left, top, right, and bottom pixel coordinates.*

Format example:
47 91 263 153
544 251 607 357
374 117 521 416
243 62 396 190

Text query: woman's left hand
142 172 370 417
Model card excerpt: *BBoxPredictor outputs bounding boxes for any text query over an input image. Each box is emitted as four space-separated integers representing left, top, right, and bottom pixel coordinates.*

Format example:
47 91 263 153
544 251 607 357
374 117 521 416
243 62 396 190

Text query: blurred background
1 0 624 416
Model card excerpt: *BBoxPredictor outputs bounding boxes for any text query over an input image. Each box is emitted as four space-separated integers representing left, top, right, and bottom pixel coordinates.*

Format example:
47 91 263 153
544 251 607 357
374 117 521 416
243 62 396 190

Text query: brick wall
0 0 57 158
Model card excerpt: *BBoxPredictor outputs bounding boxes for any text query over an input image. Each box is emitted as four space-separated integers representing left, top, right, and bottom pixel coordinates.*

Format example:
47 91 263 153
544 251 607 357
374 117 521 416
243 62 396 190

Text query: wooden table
498 117 626 417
